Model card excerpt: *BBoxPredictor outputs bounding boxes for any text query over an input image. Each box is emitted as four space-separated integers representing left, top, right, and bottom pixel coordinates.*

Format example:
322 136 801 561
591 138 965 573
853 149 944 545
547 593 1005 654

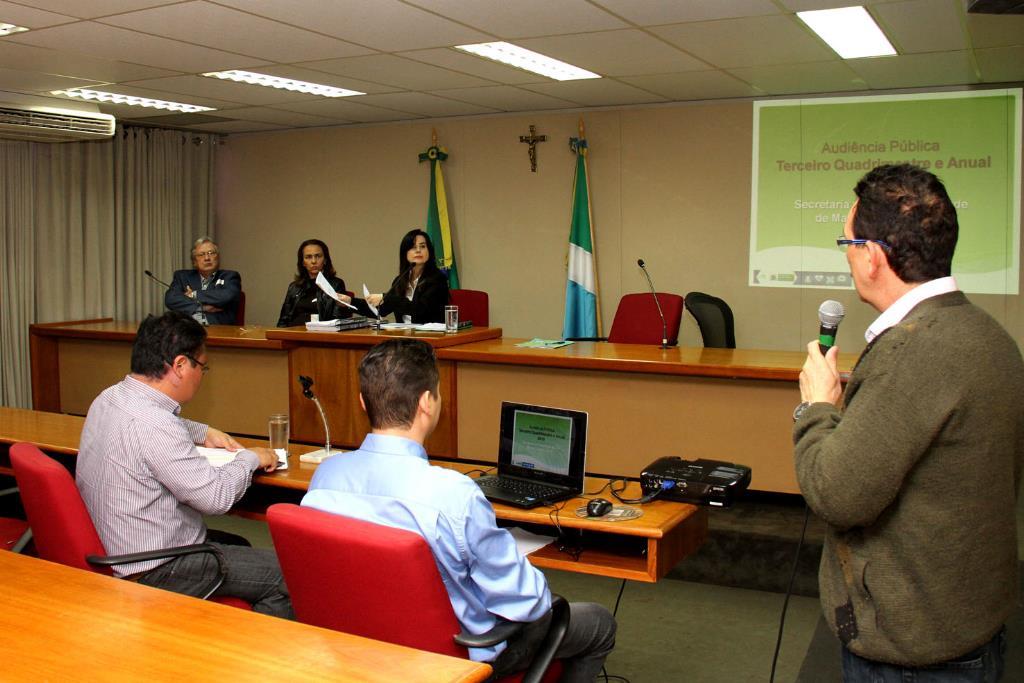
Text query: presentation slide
511 411 573 475
750 90 1021 294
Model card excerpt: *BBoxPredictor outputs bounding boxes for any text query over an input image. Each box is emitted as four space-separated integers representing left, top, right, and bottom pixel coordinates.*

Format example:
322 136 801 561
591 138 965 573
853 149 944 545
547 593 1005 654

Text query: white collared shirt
865 276 958 342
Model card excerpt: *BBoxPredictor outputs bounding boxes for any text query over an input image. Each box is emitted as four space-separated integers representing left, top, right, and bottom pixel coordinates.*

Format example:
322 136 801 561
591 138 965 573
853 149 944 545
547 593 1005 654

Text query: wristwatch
792 401 812 422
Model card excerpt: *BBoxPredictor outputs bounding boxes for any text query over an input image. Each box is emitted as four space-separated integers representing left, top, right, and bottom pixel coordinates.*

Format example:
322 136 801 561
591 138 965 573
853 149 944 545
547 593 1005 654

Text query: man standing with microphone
793 164 1024 681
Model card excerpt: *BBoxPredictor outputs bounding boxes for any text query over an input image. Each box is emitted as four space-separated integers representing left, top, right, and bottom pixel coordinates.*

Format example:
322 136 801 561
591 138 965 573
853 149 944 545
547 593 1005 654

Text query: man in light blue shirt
303 339 616 681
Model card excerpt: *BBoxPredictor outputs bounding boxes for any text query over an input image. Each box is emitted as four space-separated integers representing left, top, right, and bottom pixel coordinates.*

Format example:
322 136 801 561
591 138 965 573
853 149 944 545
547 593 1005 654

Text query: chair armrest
564 336 607 342
453 594 569 683
454 619 527 649
86 542 227 599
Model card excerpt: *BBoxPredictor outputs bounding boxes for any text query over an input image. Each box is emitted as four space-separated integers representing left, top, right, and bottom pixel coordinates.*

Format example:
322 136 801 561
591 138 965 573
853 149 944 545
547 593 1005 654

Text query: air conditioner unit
0 103 115 142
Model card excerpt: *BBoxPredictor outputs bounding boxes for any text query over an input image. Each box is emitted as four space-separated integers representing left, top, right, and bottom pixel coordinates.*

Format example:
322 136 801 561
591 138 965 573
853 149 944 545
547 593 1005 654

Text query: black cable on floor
599 580 632 683
612 578 627 617
769 504 811 683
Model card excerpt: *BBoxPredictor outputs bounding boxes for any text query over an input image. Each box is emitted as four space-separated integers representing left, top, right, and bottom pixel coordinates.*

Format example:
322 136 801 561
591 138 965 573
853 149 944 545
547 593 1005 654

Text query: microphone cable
768 504 811 683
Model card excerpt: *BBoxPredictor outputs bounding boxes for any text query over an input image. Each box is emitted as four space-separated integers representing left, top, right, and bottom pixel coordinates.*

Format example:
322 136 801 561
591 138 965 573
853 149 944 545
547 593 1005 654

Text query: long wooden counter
438 338 857 494
0 550 491 682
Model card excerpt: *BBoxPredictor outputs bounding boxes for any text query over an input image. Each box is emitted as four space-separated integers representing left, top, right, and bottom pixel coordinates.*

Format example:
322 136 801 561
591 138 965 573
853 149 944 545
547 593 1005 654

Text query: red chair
449 288 489 327
10 442 250 609
568 292 685 345
267 503 566 683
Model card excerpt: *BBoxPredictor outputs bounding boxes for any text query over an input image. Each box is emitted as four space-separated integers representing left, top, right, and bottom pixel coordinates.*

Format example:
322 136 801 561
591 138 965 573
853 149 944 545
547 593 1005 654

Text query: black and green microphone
818 300 845 354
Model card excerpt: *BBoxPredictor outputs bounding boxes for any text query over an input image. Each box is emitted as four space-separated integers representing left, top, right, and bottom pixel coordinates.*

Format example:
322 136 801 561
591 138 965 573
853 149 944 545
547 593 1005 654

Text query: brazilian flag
418 144 459 289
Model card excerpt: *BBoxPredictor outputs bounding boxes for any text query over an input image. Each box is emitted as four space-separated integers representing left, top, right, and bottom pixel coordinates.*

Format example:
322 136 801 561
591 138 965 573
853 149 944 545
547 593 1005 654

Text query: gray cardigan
794 291 1024 666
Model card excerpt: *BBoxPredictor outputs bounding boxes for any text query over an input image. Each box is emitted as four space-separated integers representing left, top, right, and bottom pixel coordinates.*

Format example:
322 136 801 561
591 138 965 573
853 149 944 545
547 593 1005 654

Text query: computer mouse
587 498 613 517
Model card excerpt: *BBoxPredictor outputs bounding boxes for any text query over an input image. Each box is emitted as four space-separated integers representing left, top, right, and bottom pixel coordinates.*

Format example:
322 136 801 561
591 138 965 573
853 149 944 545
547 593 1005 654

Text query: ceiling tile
975 46 1024 83
620 70 763 101
0 41 178 82
214 0 491 51
214 106 349 127
727 61 865 94
517 30 710 77
355 92 499 117
122 75 321 106
192 119 290 133
405 0 626 37
14 0 177 19
296 54 495 90
651 14 836 68
873 0 966 54
275 98 424 123
434 85 578 111
0 66 102 93
0 0 76 27
522 78 668 107
965 12 1024 49
4 21 269 73
847 51 979 89
399 48 548 85
592 0 780 24
98 1 371 63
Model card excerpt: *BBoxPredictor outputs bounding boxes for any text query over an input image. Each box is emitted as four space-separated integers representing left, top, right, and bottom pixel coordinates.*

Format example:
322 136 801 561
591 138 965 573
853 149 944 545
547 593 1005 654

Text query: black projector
640 457 752 507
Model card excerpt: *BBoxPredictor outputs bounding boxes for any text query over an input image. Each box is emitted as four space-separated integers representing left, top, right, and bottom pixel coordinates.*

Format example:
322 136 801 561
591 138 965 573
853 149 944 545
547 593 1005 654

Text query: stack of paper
305 319 342 331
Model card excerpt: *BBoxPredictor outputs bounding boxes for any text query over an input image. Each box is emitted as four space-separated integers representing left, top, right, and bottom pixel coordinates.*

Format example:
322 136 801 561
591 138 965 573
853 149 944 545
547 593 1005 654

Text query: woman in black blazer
365 229 449 324
276 239 352 327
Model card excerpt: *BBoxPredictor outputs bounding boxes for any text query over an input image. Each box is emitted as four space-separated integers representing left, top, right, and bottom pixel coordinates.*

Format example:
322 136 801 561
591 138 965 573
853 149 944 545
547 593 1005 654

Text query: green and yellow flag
418 142 459 289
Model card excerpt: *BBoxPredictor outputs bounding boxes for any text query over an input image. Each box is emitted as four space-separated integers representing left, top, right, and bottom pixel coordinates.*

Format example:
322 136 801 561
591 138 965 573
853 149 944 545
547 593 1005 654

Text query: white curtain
0 125 216 408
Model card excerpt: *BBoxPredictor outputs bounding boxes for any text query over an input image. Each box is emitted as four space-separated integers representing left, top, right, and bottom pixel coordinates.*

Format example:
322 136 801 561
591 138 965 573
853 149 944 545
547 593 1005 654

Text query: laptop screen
498 402 587 490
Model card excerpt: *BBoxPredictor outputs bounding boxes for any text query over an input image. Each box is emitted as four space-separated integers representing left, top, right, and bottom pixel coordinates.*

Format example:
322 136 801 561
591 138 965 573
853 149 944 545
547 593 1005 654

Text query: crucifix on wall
519 125 546 172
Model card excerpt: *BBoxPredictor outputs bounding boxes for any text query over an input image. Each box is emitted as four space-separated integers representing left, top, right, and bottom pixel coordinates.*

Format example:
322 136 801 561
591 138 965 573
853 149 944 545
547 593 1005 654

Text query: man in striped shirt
77 312 293 618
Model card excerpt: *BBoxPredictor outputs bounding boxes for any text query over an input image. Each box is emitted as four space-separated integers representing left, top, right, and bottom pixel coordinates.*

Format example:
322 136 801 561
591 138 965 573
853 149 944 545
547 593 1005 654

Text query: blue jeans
842 628 1006 683
138 542 294 619
488 602 617 683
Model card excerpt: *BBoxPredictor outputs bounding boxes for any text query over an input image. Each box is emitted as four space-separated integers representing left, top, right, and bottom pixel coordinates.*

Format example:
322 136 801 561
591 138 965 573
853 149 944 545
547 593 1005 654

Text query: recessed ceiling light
455 41 601 81
50 89 215 113
797 6 897 59
0 22 29 36
201 70 364 97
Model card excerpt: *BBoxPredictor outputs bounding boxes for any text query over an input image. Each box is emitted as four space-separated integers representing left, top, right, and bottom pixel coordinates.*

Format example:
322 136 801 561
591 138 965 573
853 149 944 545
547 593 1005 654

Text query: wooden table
0 550 490 682
438 338 857 493
0 407 706 583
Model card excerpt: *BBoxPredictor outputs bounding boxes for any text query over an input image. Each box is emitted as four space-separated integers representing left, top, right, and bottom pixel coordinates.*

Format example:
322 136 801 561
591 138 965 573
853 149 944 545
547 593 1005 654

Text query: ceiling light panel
201 70 364 97
797 6 897 59
0 23 29 36
455 42 600 81
51 89 215 113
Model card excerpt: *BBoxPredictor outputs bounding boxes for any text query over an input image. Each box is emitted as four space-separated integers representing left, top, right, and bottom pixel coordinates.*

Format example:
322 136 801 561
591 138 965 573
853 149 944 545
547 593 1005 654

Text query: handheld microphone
637 258 672 348
296 375 335 464
144 269 172 289
818 300 845 354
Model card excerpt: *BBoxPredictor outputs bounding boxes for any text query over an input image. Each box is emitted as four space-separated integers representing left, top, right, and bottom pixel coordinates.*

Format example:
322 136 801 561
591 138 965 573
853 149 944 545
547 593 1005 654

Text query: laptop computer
474 401 587 509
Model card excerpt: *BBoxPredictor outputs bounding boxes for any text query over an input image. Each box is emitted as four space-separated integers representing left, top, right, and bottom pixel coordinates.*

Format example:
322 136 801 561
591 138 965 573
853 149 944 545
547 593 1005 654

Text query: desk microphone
297 375 335 464
818 300 845 354
637 259 672 348
144 269 172 289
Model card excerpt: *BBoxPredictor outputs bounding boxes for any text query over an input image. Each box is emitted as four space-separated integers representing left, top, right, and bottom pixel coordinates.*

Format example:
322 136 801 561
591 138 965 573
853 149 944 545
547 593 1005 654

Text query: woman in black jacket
276 239 352 327
364 229 449 324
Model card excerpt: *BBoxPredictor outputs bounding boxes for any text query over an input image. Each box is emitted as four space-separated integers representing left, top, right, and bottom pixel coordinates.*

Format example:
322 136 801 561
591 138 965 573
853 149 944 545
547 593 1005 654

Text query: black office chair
684 292 735 348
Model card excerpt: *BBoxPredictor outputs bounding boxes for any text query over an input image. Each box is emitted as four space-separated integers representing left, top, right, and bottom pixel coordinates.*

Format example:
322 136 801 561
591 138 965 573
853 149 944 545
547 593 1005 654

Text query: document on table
515 338 574 349
507 527 554 556
197 446 288 470
315 272 357 310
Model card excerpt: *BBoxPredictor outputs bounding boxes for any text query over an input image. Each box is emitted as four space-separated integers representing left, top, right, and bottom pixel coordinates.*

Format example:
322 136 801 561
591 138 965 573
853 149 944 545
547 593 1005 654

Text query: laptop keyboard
475 475 566 500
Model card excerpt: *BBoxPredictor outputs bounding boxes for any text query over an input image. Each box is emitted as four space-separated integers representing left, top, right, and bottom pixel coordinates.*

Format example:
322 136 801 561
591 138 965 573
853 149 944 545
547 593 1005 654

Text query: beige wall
215 100 1024 354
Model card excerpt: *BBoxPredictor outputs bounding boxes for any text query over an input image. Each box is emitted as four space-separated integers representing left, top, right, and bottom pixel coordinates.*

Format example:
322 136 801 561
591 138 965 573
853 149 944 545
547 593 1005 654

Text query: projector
640 457 752 507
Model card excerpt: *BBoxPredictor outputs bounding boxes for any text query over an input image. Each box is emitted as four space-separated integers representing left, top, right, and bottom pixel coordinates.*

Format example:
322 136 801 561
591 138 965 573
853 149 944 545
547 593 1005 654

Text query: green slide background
750 90 1021 294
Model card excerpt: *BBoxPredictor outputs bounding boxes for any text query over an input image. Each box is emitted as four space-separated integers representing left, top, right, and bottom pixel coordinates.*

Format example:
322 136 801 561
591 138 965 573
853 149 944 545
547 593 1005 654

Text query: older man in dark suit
164 237 241 325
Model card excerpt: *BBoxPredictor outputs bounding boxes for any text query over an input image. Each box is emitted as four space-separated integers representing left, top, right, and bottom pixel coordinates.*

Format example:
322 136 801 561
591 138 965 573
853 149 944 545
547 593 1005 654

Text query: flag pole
579 118 603 335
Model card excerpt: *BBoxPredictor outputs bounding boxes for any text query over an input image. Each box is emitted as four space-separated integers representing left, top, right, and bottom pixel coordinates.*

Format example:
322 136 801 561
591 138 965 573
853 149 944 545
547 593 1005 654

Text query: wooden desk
0 551 490 682
438 338 857 494
0 407 705 583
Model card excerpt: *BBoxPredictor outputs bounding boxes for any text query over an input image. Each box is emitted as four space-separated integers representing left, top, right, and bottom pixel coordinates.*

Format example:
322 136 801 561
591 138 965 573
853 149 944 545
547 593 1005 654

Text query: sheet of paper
515 338 574 349
414 323 446 332
362 283 379 317
315 271 357 310
378 322 415 330
507 527 554 556
196 446 287 470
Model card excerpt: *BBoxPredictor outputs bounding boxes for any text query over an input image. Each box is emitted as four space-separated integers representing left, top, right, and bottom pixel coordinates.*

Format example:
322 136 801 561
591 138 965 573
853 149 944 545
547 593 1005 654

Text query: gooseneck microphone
818 300 845 354
297 375 335 464
144 269 172 289
637 258 672 349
